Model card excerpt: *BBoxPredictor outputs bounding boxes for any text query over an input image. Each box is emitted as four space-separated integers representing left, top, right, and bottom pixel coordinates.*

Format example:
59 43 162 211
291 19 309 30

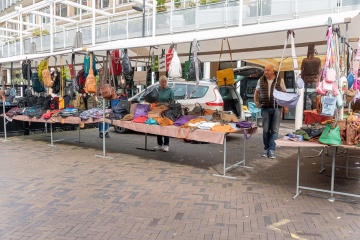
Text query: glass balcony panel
172 8 196 33
128 16 144 38
95 22 109 44
65 28 77 48
33 37 41 52
342 0 360 11
198 2 226 30
3 45 8 58
23 38 30 54
227 0 240 27
42 34 50 52
8 42 15 57
81 26 92 45
243 0 259 25
297 0 336 16
110 20 127 41
155 12 171 35
54 28 64 50
259 0 294 23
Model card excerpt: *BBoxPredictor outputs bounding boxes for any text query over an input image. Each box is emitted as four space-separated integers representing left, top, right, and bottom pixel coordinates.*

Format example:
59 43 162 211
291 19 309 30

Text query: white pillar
7 69 11 85
203 62 210 79
238 0 243 27
294 71 303 131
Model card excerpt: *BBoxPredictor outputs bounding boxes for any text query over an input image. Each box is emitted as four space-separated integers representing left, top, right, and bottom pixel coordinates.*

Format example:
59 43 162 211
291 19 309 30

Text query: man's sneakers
268 150 276 159
154 145 163 151
262 150 268 158
154 145 169 152
162 145 169 152
262 149 276 159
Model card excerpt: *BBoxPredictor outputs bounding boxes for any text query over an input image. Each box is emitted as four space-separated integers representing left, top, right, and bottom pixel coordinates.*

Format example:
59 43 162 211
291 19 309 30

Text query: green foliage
174 0 181 8
13 70 26 85
60 65 71 80
156 0 167 12
32 28 50 37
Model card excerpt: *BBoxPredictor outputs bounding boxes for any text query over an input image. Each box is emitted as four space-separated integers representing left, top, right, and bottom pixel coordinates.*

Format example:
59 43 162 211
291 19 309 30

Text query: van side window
187 85 208 99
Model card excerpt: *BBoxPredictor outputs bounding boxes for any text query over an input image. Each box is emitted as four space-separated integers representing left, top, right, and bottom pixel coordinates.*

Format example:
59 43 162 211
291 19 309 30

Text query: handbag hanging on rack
216 39 234 86
100 51 117 100
272 30 302 109
84 52 97 94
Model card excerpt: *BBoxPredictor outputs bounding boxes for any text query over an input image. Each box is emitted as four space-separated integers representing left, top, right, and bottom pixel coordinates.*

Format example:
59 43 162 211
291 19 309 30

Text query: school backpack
86 95 96 109
51 69 60 94
42 95 52 109
83 53 98 78
50 97 59 110
22 59 32 81
32 72 46 93
110 49 122 76
121 49 132 76
35 96 45 108
76 69 86 94
26 95 38 107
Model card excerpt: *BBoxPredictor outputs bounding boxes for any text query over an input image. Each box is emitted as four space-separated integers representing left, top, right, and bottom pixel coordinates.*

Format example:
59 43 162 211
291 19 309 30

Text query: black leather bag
143 87 159 103
121 49 133 76
301 127 324 139
162 101 182 121
187 102 204 116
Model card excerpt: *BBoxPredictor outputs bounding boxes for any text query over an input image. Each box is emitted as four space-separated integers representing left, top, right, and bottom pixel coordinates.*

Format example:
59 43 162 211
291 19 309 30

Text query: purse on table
319 124 342 146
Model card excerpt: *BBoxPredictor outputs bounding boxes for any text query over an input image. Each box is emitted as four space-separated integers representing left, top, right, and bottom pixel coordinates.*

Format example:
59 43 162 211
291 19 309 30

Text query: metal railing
1 0 360 58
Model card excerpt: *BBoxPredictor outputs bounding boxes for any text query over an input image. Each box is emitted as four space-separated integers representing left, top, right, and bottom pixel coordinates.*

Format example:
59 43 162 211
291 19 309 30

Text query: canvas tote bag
133 56 148 86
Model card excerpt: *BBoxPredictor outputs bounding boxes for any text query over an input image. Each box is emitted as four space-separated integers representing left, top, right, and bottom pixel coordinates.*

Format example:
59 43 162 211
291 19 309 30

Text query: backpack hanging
84 52 97 94
121 49 133 76
110 49 122 76
42 57 53 87
168 48 182 79
272 30 301 109
32 71 45 93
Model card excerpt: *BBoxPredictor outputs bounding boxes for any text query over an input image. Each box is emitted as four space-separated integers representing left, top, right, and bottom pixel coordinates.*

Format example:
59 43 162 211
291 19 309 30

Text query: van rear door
218 86 242 118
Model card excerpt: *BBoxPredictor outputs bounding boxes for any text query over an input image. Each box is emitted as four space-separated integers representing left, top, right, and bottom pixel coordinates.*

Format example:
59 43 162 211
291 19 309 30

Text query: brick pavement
0 120 359 240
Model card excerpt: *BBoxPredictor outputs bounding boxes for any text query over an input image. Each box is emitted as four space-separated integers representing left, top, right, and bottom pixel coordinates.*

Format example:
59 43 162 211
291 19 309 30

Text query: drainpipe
50 1 54 53
92 0 95 46
152 0 156 37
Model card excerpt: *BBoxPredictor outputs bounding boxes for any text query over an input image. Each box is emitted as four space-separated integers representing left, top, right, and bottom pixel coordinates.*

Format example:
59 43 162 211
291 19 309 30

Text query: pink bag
325 69 336 83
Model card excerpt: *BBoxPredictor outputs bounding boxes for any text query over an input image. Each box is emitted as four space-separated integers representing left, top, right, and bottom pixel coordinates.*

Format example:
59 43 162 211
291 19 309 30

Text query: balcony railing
1 0 360 58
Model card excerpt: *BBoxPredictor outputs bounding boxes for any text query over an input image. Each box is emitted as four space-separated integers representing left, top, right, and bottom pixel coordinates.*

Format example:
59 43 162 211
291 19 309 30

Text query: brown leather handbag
42 58 53 87
100 51 117 100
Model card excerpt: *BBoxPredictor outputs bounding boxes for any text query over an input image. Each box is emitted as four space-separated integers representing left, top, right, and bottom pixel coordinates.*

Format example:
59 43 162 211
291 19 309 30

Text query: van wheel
114 126 129 134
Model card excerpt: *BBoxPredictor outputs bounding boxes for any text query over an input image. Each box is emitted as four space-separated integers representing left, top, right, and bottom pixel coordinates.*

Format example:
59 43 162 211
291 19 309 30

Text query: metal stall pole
213 135 236 179
2 101 10 142
95 98 113 159
75 127 84 143
48 122 64 147
328 146 337 202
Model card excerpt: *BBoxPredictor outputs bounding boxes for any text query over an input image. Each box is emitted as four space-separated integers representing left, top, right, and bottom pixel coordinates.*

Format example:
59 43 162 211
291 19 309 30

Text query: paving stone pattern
0 121 360 240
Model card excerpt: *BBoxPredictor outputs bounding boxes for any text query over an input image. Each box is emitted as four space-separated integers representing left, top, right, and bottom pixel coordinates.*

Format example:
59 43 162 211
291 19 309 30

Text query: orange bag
156 117 173 126
211 124 235 133
42 58 53 87
84 53 97 93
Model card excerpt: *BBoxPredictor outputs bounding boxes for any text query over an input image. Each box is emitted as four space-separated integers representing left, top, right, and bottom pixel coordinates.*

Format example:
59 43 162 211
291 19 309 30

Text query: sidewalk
0 123 359 240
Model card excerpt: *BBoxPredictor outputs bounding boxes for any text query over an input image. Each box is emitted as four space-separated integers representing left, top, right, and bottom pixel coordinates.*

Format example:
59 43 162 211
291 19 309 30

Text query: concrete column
203 62 210 79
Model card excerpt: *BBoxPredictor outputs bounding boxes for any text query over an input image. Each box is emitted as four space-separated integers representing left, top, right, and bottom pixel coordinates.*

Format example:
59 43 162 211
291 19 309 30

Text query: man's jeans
157 135 170 146
98 122 109 133
261 108 281 151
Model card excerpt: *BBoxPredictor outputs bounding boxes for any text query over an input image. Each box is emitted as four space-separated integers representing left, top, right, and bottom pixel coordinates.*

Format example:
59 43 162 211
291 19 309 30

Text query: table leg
293 147 302 199
136 133 156 151
319 147 326 173
328 146 337 201
213 135 236 179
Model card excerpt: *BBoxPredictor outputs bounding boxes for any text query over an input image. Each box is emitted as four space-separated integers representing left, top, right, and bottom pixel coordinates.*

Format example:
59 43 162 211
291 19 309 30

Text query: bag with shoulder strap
122 49 133 76
32 71 46 93
72 94 86 110
110 49 122 76
216 39 234 86
100 51 117 100
84 52 97 94
168 48 182 79
42 58 53 87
